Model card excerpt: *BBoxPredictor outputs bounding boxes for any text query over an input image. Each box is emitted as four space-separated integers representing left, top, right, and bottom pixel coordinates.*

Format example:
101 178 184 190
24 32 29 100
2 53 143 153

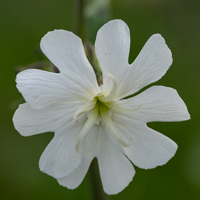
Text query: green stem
89 159 110 200
73 0 85 40
73 1 109 200
84 42 103 85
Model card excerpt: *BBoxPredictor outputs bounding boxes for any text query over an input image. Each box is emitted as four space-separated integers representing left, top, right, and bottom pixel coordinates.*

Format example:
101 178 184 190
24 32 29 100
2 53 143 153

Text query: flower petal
16 69 91 109
127 125 177 169
117 86 190 123
116 34 172 99
95 20 172 99
57 125 98 189
13 102 80 136
96 126 135 195
112 114 178 169
39 113 87 178
95 19 130 89
40 29 100 99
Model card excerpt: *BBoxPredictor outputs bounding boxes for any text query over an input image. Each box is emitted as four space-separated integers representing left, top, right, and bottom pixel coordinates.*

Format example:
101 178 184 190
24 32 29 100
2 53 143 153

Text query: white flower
13 19 190 195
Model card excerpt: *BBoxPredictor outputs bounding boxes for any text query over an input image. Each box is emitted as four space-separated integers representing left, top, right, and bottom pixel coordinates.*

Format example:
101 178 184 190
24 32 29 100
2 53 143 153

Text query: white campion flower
13 19 190 195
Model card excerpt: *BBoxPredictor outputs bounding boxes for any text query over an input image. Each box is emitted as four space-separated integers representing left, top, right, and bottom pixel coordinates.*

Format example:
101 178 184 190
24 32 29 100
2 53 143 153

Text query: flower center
74 74 137 153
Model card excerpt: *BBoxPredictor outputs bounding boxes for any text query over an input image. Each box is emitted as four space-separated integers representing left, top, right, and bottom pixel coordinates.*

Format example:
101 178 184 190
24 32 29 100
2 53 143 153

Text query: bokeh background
0 0 200 199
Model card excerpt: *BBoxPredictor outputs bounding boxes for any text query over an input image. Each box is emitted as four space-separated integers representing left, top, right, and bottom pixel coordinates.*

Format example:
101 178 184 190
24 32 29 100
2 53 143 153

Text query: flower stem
73 0 85 40
89 159 111 200
72 1 109 199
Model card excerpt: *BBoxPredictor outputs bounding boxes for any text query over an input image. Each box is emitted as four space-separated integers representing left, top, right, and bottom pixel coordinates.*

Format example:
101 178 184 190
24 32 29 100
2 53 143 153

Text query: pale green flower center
74 74 139 152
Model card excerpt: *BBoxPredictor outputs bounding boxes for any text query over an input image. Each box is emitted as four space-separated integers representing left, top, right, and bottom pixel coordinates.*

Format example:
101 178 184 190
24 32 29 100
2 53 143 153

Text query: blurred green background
0 0 200 199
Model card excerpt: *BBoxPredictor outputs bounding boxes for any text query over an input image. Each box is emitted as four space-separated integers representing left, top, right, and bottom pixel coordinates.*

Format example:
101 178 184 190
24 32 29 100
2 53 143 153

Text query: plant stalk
73 0 85 40
89 159 110 200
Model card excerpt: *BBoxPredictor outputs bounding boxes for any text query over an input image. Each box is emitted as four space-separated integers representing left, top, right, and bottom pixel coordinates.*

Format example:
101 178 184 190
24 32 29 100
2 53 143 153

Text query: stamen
75 107 98 153
100 105 132 147
98 74 118 102
73 98 97 121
